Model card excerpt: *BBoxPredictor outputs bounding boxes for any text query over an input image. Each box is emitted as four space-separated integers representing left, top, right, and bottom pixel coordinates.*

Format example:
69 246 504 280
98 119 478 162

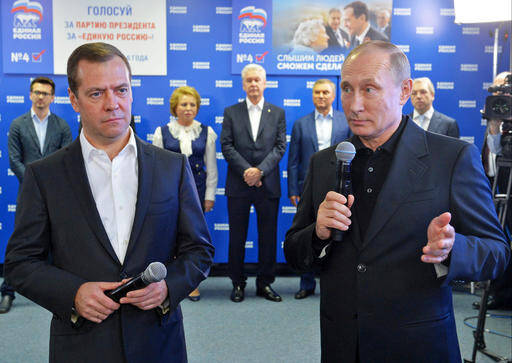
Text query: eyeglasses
32 91 52 97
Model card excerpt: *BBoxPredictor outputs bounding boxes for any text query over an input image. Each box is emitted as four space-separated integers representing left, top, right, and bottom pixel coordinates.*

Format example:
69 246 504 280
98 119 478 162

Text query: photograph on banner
232 0 392 76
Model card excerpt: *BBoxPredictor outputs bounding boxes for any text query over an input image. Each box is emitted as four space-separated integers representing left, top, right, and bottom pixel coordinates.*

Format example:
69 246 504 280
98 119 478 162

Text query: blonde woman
153 86 218 301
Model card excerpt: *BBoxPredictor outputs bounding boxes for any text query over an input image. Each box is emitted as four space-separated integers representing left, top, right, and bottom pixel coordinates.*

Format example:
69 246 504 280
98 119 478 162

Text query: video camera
483 74 512 157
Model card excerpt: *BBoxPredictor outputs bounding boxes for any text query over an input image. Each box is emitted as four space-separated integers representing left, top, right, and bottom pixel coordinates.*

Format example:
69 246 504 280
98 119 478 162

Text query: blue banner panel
2 0 53 73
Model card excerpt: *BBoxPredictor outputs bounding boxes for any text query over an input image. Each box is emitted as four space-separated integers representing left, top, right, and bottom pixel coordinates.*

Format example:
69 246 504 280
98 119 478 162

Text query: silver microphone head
142 262 167 283
335 141 356 163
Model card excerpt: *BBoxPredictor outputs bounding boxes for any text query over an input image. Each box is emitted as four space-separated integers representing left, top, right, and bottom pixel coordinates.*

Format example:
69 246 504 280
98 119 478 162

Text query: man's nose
104 90 119 111
350 92 364 112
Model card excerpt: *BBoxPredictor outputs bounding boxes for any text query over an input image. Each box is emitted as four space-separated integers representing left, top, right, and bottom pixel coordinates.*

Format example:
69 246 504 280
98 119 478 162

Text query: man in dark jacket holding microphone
284 41 510 362
5 42 214 363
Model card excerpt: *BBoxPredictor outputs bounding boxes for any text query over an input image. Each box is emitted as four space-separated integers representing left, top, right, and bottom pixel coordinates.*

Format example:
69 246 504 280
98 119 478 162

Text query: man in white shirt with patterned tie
324 8 349 53
410 77 459 138
343 1 389 48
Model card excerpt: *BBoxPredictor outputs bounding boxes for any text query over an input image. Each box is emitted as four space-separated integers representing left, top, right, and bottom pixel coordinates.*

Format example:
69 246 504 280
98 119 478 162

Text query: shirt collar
31 108 50 123
356 23 371 43
413 106 434 121
351 115 408 155
80 126 137 161
246 97 264 110
315 108 333 120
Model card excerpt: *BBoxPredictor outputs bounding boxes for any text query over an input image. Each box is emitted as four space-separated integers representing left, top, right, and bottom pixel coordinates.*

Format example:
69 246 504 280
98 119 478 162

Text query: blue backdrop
0 0 510 264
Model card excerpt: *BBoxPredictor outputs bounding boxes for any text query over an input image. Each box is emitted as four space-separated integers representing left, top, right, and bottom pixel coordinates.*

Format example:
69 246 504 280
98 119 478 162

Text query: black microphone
331 141 356 242
106 262 167 303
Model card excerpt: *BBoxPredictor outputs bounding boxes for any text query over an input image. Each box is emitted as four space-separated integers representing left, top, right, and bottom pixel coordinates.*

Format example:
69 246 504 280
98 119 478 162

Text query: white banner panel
52 0 166 75
454 0 512 24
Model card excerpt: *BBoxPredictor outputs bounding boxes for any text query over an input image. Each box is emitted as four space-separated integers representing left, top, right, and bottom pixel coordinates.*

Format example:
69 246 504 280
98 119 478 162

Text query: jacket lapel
256 102 272 141
63 139 121 265
25 113 42 156
361 121 429 249
124 137 154 260
307 113 319 152
42 114 56 155
330 113 340 147
427 111 439 133
241 101 255 142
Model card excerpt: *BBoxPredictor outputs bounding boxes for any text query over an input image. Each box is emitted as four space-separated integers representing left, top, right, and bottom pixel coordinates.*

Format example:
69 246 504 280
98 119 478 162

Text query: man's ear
68 88 80 113
399 79 412 106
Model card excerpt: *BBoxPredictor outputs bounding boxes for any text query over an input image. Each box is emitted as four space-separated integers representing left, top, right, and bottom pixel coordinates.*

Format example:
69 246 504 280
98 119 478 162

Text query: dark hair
30 76 55 94
344 1 368 21
67 42 132 96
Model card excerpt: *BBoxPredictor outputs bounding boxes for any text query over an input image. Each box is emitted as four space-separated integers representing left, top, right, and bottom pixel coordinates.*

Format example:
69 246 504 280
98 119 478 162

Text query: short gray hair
293 18 324 47
343 41 410 84
413 77 435 95
241 63 266 82
313 79 336 94
377 9 390 19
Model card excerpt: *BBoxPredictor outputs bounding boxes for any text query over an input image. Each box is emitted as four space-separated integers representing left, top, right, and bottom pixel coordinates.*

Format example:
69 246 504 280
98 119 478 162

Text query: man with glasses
1 76 72 313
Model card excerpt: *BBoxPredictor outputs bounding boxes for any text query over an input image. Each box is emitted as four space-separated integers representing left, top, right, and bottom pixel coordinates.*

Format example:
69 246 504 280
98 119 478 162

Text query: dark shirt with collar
312 118 406 254
350 118 406 240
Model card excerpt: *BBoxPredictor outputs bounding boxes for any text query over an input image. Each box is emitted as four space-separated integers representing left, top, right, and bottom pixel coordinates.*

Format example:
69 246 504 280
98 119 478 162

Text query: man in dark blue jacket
1 76 72 314
288 79 350 299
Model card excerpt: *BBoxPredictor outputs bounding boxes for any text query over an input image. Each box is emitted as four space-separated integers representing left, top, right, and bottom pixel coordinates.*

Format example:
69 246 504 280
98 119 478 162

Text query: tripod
465 156 512 363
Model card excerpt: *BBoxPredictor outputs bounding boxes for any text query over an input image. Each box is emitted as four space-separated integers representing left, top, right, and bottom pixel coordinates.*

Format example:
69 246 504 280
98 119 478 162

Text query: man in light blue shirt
287 79 350 298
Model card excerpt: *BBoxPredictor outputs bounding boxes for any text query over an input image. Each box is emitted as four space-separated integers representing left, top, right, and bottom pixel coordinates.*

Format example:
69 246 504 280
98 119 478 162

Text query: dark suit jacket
324 26 348 53
8 111 73 184
284 117 509 362
287 110 350 197
351 26 389 47
5 137 214 363
381 24 391 40
409 110 460 138
220 100 286 198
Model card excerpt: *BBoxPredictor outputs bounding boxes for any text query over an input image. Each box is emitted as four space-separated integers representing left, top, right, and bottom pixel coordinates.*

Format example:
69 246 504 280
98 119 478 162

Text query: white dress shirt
413 106 434 131
315 109 333 151
334 28 344 45
152 120 218 201
31 108 50 153
246 97 264 142
80 128 138 265
354 23 371 46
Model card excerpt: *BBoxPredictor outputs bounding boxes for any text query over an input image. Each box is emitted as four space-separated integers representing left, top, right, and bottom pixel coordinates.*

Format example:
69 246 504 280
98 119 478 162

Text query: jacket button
357 263 367 273
120 271 128 279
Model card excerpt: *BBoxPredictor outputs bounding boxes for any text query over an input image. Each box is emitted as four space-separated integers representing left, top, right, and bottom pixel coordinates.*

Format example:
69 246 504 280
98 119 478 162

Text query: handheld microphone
106 262 167 303
332 141 356 242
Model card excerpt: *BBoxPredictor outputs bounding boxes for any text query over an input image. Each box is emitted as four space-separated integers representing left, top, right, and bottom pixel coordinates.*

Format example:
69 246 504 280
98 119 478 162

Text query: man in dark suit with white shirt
1 76 72 314
410 77 460 138
343 1 389 48
288 79 350 299
5 42 214 362
376 9 391 40
324 8 349 53
221 64 286 303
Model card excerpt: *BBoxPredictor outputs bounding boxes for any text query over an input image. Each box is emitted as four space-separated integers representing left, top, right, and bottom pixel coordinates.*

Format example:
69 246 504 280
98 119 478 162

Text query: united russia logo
11 0 43 40
238 6 267 44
